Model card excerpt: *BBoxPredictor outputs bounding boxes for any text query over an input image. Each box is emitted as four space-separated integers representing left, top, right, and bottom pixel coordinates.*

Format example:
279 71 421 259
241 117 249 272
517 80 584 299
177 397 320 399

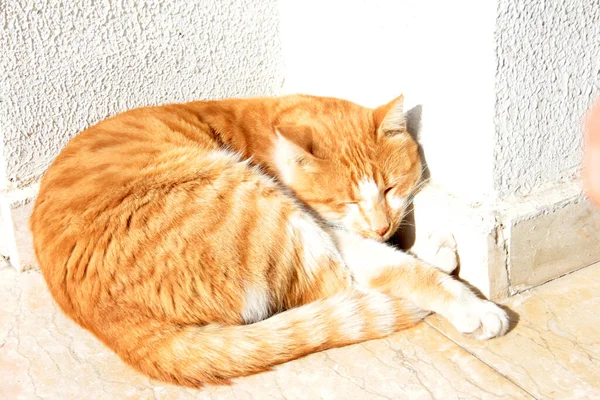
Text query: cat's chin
332 225 386 242
374 235 391 243
357 231 390 242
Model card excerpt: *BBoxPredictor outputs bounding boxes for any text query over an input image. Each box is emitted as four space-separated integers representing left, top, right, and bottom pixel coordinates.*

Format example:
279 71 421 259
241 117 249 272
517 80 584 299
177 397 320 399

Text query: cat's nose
374 224 390 237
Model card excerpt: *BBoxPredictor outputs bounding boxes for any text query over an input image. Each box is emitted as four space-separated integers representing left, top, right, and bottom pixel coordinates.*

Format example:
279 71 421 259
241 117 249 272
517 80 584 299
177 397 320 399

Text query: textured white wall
4 0 598 201
495 0 600 196
279 0 498 203
0 0 283 188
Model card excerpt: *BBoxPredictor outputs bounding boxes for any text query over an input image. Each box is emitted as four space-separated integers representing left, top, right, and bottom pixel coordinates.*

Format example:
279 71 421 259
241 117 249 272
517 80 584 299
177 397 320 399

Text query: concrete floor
1 261 599 399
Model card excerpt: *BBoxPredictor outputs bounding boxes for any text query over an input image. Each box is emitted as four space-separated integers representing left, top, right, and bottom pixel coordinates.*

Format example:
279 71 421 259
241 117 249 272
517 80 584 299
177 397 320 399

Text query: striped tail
125 290 429 387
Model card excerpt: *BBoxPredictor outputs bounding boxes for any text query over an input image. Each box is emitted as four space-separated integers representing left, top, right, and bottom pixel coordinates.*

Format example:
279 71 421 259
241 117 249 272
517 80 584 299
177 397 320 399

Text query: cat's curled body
30 94 509 387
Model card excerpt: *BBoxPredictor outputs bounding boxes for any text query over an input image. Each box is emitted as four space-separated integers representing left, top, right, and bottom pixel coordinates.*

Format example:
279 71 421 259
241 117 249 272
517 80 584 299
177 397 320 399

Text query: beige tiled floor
1 262 600 399
427 263 600 399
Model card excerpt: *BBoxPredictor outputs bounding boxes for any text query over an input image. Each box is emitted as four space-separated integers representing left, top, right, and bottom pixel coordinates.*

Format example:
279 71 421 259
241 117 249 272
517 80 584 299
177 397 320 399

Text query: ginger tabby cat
30 94 509 387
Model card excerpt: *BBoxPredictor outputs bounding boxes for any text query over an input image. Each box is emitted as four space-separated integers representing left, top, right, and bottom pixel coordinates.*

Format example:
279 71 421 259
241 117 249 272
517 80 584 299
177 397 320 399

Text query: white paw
448 299 510 340
412 232 458 274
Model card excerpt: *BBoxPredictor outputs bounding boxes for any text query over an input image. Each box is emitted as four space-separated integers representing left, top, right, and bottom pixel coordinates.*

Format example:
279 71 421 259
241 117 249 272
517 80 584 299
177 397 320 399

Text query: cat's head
272 94 422 242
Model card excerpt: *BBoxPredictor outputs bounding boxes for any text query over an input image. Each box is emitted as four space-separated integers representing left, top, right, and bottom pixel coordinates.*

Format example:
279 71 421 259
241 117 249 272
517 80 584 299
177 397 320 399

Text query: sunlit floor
1 261 599 399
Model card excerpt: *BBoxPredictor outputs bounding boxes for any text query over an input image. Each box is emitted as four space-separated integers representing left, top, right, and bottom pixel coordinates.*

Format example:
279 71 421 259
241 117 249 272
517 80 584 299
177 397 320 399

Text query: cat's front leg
331 229 510 340
409 231 458 274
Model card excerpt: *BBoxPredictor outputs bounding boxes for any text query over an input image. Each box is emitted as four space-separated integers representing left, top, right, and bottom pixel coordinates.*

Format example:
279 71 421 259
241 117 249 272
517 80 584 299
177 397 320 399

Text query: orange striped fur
30 94 509 387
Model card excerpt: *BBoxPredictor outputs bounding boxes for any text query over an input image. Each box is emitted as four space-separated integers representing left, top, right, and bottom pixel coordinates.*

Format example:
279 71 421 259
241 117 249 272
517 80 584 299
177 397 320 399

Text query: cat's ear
273 125 319 178
275 125 315 155
373 95 407 138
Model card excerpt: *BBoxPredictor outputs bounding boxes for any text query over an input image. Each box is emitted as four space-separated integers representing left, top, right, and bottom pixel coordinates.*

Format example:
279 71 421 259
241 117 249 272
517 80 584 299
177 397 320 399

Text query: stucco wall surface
494 0 600 196
0 0 283 188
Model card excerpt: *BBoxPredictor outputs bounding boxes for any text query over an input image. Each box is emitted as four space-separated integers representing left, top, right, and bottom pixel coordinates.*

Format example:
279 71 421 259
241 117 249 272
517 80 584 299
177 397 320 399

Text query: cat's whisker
411 177 431 195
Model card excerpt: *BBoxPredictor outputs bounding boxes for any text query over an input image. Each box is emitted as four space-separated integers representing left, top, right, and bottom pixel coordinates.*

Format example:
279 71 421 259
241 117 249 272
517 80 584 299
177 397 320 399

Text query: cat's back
29 103 238 306
34 103 220 211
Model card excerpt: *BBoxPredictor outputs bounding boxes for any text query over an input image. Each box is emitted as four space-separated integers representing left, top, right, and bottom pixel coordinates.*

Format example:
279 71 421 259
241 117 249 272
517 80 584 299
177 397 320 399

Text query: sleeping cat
29 94 509 387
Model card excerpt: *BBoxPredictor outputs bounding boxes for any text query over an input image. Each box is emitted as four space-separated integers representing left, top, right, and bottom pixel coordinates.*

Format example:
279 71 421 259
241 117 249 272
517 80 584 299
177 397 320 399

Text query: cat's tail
124 290 428 387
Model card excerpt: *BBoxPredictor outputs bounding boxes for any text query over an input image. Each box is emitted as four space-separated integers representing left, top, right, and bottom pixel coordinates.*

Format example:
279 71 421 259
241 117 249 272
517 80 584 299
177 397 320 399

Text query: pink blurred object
584 96 600 207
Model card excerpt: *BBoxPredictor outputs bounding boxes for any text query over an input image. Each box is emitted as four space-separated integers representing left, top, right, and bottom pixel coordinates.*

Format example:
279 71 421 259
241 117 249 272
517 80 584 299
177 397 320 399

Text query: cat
29 94 509 387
